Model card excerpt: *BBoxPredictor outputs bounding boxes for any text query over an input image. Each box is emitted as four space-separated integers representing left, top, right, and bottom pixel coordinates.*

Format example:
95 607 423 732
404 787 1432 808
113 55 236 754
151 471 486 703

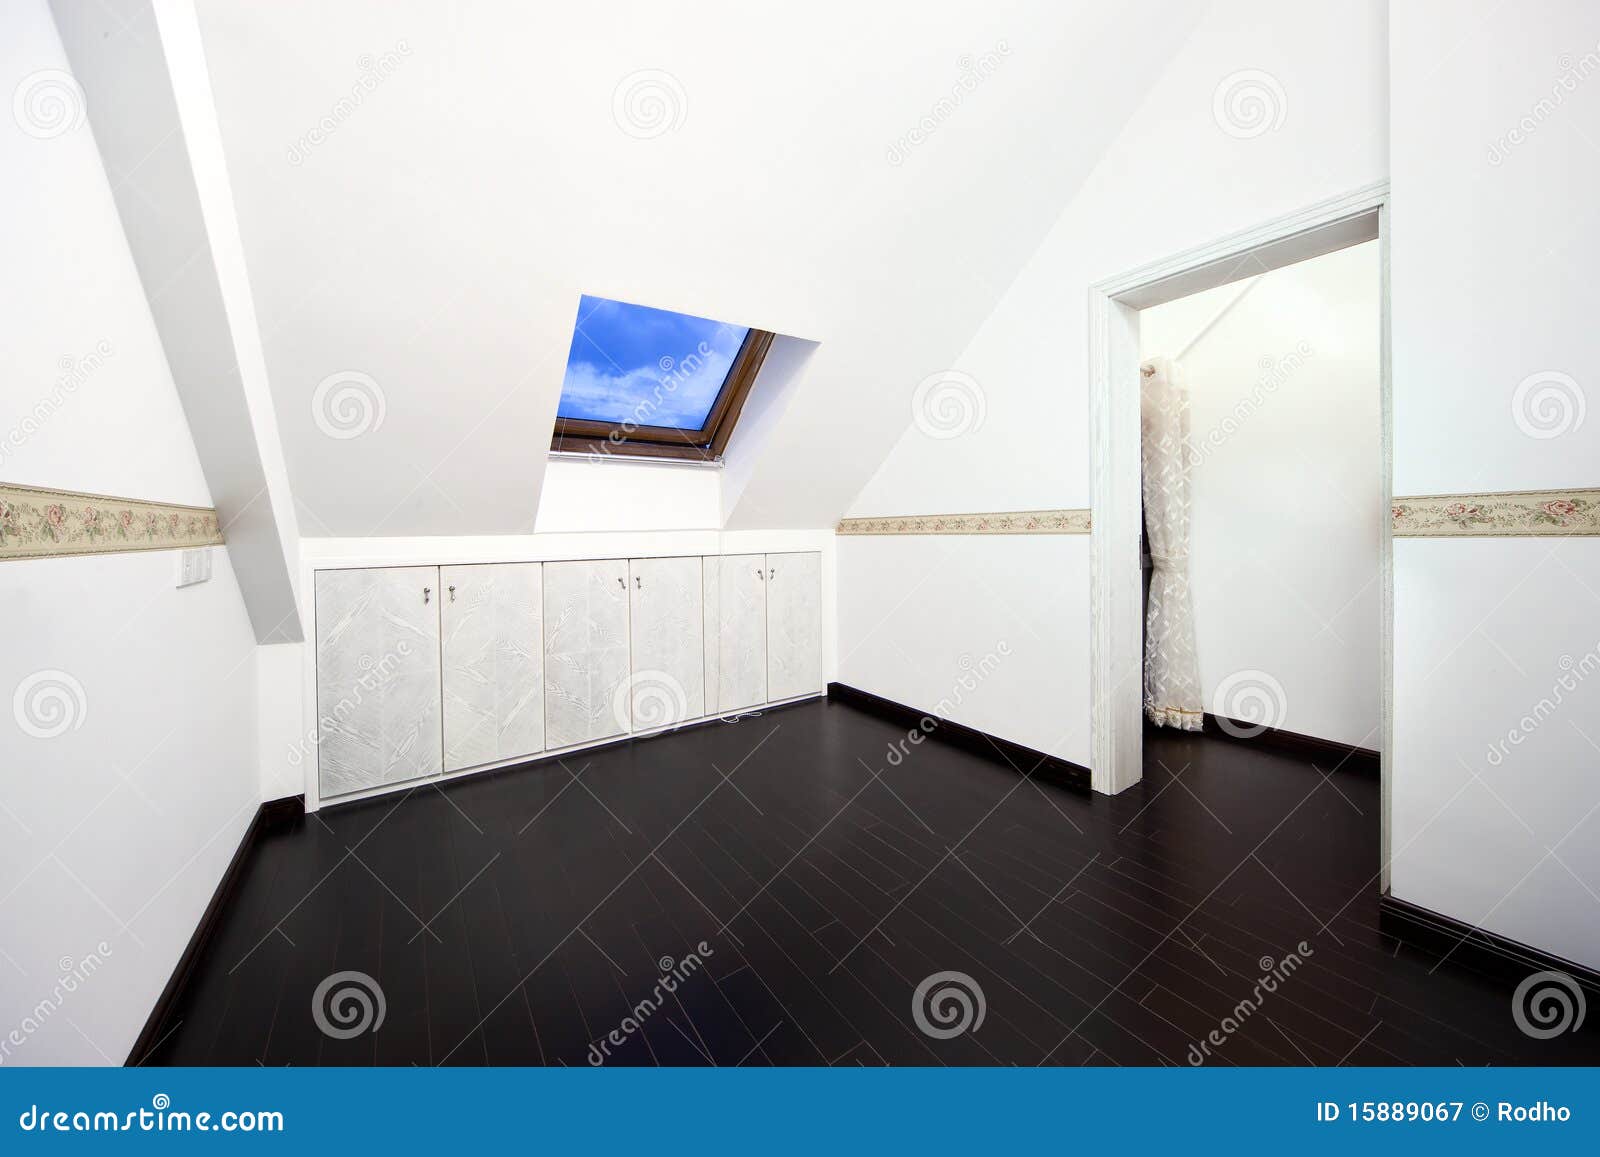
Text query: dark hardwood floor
141 697 1598 1066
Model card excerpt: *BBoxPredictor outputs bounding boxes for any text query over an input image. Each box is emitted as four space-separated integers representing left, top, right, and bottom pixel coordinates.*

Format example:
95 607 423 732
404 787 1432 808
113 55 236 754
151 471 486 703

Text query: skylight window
552 295 774 461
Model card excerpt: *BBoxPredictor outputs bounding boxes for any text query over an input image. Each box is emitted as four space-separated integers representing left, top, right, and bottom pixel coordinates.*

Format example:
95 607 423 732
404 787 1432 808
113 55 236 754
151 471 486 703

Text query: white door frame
1085 180 1392 876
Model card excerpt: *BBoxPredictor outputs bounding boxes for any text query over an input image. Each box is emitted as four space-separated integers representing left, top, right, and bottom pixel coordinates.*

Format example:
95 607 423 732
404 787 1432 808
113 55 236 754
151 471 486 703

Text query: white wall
0 0 259 1064
1137 241 1381 749
840 0 1389 767
534 458 721 534
1389 0 1600 968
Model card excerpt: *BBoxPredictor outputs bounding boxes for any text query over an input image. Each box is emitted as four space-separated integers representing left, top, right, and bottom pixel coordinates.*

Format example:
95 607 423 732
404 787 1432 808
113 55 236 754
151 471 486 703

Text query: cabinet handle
755 568 764 581
617 577 625 589
769 567 775 579
448 585 456 602
635 576 641 588
423 586 431 604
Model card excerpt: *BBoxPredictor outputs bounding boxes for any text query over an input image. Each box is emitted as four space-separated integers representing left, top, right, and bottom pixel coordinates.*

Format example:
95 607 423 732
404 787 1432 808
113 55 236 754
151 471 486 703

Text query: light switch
176 547 212 588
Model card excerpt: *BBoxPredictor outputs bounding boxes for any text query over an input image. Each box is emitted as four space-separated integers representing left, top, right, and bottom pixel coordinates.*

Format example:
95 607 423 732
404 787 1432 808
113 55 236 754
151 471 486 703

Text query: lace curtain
1140 356 1203 730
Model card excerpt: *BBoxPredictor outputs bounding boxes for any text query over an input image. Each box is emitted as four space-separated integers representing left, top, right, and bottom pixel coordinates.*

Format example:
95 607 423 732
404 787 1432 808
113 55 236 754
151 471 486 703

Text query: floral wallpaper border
0 482 224 561
1392 488 1600 537
837 508 1091 536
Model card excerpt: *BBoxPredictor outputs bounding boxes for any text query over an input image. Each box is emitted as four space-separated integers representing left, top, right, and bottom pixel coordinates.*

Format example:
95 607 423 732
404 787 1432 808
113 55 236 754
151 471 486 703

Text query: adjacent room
3 0 1597 1082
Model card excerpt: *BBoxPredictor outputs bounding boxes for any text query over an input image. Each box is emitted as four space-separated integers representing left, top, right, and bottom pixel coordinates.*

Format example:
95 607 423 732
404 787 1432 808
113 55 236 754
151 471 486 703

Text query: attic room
2 0 1597 1128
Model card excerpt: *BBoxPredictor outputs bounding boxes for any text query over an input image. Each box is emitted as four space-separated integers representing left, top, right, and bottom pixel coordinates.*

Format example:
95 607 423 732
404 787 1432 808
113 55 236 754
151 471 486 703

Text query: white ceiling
192 0 1200 534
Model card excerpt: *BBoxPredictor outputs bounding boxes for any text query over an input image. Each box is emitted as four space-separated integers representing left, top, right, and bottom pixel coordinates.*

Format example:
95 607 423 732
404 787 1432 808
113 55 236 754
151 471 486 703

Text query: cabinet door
441 563 544 773
629 556 705 730
315 566 442 798
543 559 631 749
766 551 822 701
706 553 767 713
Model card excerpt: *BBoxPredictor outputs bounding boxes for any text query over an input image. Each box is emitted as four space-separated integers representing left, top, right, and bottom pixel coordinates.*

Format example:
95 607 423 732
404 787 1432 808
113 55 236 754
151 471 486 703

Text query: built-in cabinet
314 551 822 802
766 551 823 702
543 559 631 750
314 566 443 797
629 555 705 728
706 553 767 714
441 563 544 773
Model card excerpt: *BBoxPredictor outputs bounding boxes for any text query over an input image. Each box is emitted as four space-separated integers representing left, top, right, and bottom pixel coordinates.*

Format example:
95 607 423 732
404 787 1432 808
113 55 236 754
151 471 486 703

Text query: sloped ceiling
193 0 1200 535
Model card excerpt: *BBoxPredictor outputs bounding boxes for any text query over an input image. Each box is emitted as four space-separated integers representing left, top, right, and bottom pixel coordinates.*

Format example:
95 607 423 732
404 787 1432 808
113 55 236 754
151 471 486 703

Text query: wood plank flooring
140 698 1599 1066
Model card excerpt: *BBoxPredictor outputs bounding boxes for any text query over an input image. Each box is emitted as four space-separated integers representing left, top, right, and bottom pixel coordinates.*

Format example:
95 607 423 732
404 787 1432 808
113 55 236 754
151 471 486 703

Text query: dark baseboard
827 682 1091 794
126 794 305 1066
260 793 306 829
1379 894 1600 997
1202 712 1379 776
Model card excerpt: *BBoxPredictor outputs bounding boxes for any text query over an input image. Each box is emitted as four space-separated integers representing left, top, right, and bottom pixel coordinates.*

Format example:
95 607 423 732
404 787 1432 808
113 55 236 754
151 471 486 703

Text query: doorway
1086 181 1393 882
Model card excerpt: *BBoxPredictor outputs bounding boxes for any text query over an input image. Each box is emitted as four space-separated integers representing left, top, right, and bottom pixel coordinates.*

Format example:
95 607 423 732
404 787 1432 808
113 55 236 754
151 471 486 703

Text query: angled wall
1 0 260 1064
49 0 301 643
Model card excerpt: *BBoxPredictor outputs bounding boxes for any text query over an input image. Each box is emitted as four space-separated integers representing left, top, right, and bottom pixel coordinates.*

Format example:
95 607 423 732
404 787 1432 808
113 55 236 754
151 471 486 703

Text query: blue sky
558 295 749 429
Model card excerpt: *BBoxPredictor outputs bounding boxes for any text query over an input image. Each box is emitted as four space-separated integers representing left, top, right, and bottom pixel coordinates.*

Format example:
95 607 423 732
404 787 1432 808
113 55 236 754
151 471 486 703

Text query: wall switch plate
176 547 213 588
